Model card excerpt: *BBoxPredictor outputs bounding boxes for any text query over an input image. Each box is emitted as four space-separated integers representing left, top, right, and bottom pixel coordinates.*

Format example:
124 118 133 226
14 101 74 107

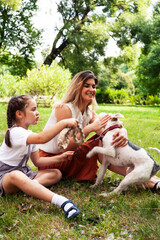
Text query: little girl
0 95 80 219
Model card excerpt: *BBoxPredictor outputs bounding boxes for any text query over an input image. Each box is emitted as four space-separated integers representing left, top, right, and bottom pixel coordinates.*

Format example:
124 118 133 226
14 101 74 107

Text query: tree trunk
43 39 69 66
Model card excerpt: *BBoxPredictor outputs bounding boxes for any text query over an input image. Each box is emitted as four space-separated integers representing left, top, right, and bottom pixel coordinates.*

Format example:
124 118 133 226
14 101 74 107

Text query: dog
87 112 160 196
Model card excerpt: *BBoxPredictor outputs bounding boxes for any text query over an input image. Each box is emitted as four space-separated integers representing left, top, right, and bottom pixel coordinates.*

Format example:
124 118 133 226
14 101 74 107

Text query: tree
0 0 42 76
135 2 160 95
136 43 160 95
58 20 109 76
43 0 151 75
97 59 135 94
0 0 21 9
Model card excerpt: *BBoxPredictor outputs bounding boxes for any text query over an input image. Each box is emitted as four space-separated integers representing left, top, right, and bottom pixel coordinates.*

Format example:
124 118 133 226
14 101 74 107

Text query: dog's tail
149 147 160 155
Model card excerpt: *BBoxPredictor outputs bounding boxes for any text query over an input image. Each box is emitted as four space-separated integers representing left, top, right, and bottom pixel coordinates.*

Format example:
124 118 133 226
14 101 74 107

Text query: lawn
0 103 160 240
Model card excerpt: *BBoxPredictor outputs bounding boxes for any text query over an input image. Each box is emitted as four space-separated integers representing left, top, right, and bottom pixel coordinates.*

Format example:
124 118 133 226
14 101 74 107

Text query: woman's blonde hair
58 70 99 110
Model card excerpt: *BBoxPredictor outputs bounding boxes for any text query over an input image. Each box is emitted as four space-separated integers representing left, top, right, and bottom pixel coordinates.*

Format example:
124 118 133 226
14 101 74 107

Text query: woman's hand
91 114 112 134
111 128 128 147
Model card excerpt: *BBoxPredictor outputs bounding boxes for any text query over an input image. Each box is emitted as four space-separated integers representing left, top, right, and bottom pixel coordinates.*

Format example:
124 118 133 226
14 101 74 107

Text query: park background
0 0 160 105
0 0 160 239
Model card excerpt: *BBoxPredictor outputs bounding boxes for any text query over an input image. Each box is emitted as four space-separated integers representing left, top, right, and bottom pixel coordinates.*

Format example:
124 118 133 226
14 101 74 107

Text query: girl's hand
63 118 79 128
111 128 128 147
59 151 74 162
91 114 111 134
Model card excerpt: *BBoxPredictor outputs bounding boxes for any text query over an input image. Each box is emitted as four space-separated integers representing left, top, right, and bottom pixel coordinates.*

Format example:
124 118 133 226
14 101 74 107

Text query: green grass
0 103 160 240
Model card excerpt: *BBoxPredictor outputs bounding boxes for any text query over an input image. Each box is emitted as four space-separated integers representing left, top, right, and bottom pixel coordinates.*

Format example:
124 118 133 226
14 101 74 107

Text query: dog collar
100 124 122 139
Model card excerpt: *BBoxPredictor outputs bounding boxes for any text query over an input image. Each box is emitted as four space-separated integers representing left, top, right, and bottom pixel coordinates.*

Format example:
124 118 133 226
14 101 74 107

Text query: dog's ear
112 113 124 119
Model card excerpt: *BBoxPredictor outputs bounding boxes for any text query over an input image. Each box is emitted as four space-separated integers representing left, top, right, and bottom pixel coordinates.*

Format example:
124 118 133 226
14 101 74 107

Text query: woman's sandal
151 181 160 194
61 200 80 219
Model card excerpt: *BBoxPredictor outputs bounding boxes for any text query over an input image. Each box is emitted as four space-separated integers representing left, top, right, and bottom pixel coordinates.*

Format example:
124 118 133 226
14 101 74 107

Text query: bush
0 62 72 106
96 88 129 104
113 89 130 104
146 94 160 105
0 74 19 97
22 61 72 100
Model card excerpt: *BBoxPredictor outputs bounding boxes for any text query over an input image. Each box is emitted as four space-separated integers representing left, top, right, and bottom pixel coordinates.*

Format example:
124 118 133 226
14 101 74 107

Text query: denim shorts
0 161 37 196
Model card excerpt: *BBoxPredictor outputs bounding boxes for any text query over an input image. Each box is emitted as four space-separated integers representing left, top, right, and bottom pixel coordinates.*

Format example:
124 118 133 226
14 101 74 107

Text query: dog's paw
86 153 90 158
99 191 118 197
90 184 97 189
87 151 93 158
99 192 108 197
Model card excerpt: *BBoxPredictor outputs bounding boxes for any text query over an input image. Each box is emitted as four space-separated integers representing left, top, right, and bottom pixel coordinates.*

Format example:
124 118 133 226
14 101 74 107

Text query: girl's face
22 99 39 128
81 78 96 104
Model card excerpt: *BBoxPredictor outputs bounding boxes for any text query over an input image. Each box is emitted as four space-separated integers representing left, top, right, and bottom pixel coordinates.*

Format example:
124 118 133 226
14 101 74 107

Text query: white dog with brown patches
87 113 160 196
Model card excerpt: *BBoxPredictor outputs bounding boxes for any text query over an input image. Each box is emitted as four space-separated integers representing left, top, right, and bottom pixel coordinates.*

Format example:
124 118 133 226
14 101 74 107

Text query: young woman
39 70 160 191
0 95 80 219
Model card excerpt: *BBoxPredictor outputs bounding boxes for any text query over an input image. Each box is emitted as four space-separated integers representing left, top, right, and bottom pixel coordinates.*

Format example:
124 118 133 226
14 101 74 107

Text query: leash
57 124 85 150
74 124 121 154
99 124 121 139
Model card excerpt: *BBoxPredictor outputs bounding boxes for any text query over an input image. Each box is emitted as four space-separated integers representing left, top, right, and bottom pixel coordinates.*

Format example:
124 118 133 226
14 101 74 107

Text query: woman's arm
31 150 75 167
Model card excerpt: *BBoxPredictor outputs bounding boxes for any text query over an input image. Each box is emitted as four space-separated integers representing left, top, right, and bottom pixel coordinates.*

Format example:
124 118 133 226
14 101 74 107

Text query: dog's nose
111 118 118 121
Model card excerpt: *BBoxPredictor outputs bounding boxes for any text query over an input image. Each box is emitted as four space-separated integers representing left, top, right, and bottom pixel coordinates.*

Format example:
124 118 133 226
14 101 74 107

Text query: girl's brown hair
5 95 32 148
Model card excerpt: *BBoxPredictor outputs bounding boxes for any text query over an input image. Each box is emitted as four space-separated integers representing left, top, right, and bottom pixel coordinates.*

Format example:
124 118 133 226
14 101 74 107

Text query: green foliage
0 62 72 102
0 73 19 97
96 88 160 106
128 93 160 106
134 2 160 94
43 0 152 77
146 94 160 105
136 41 160 95
59 21 109 76
0 0 21 9
0 0 41 76
109 0 151 49
22 61 72 100
96 88 130 104
119 44 142 68
0 50 36 76
97 60 135 95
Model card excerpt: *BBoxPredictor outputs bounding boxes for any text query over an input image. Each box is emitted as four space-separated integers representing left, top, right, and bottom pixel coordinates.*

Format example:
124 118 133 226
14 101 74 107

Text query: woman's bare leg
108 165 160 189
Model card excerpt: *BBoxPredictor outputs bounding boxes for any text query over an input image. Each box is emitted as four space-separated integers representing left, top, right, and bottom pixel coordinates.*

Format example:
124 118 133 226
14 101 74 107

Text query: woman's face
81 78 96 104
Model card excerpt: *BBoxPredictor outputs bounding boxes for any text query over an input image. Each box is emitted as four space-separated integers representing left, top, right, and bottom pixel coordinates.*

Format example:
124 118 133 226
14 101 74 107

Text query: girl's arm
55 106 111 137
30 150 75 167
27 118 78 145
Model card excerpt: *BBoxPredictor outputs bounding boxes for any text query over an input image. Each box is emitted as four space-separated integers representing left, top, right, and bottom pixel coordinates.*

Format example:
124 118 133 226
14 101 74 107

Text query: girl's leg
2 170 80 219
35 169 62 186
2 170 54 201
